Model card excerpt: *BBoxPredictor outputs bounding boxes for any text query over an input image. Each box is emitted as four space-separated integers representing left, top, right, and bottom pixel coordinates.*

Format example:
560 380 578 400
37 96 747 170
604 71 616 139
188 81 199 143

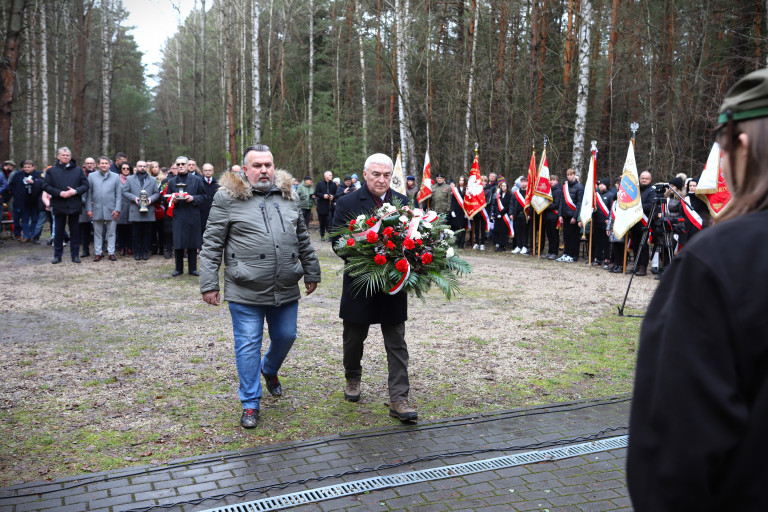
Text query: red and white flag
524 150 537 212
416 150 433 204
696 142 732 218
531 149 553 214
464 153 487 219
579 147 597 225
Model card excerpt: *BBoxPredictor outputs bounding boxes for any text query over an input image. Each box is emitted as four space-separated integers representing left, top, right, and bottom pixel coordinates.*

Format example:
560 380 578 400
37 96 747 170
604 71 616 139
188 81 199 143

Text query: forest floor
0 227 656 486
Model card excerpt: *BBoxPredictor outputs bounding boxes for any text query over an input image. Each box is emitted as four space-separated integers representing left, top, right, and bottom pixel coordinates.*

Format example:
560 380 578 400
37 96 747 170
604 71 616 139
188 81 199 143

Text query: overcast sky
124 0 196 87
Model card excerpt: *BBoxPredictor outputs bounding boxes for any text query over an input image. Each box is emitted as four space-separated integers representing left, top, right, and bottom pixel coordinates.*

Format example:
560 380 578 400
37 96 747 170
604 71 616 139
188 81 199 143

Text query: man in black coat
625 170 655 276
167 156 205 276
330 153 417 423
314 171 337 241
199 162 219 235
43 147 89 264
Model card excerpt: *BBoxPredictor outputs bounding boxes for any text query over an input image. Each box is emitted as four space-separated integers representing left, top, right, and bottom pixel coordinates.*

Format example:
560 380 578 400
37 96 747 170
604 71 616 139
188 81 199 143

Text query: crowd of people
0 150 220 274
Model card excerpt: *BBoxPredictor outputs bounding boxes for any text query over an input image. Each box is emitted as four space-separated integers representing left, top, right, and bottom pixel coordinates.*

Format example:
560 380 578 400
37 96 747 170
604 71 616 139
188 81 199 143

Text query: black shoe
72 256 81 263
82 251 90 257
262 373 282 396
635 265 647 277
171 270 183 276
134 255 141 261
32 238 41 244
240 408 259 429
142 253 149 261
189 270 199 276
46 239 53 246
164 252 173 259
51 257 62 264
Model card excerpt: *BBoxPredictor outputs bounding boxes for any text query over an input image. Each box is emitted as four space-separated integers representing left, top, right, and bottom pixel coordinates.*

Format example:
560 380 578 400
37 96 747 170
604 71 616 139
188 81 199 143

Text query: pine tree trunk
24 7 32 158
308 0 314 174
40 1 49 163
570 0 593 174
202 0 207 153
357 0 367 156
0 0 25 162
101 0 112 154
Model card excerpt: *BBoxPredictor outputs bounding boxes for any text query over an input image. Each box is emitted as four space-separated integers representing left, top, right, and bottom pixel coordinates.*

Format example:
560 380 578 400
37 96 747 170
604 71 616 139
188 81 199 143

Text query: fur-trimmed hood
218 169 296 201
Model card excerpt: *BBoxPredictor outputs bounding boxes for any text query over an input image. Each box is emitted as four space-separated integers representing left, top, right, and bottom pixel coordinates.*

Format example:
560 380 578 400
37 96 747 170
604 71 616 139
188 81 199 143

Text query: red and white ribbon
388 261 411 295
563 183 577 211
682 197 703 230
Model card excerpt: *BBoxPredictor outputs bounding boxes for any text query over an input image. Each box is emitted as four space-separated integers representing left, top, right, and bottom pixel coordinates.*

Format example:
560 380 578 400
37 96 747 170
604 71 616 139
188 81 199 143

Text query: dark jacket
545 183 563 216
491 191 512 234
510 188 528 219
167 172 205 249
558 179 583 219
628 209 768 511
199 175 220 228
44 160 89 215
8 170 43 209
314 179 338 215
449 186 468 231
330 185 409 325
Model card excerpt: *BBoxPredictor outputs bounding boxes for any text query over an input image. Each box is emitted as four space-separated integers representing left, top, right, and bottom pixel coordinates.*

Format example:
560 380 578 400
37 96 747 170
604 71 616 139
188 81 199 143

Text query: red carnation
366 231 379 243
385 240 396 250
394 231 399 236
421 253 433 265
416 239 423 246
349 219 356 230
383 226 394 237
374 254 387 265
395 258 409 273
346 237 356 246
366 217 377 227
403 237 416 250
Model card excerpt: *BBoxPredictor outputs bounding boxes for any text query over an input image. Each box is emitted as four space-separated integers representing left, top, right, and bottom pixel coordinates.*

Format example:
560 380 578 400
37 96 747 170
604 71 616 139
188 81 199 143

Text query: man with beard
200 144 320 429
123 160 161 260
167 156 205 275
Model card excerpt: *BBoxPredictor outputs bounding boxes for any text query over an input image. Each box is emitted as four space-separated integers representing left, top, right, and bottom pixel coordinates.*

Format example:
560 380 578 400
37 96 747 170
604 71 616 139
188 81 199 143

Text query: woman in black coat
491 181 512 251
448 176 467 248
627 68 768 512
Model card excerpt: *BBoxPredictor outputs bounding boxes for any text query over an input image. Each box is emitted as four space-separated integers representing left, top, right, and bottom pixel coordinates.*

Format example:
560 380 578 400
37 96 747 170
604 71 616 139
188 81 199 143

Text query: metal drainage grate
199 435 628 512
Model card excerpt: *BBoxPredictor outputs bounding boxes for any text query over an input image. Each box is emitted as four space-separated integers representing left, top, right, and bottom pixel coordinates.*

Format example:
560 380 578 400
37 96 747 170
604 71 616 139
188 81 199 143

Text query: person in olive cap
628 68 768 511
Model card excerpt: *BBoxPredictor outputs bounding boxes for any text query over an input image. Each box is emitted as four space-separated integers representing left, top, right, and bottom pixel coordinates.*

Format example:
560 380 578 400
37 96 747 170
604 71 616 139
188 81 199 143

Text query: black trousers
591 221 610 262
175 248 197 273
543 211 560 255
562 217 581 259
513 215 529 250
131 222 154 256
471 218 486 245
302 208 312 230
342 320 409 402
54 212 80 259
79 221 92 254
318 213 330 238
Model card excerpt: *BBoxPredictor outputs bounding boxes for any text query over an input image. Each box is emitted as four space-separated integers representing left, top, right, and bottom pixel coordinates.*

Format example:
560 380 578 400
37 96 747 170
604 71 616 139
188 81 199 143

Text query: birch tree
40 0 49 162
307 0 314 174
252 0 261 144
357 0 368 156
570 0 593 174
101 0 113 154
394 0 414 174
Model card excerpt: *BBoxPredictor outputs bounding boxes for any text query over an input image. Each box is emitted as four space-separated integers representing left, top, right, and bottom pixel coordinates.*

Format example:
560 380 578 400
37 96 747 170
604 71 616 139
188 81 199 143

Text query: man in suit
330 153 417 423
314 170 337 241
167 156 205 276
123 160 161 260
87 156 122 261
199 162 219 234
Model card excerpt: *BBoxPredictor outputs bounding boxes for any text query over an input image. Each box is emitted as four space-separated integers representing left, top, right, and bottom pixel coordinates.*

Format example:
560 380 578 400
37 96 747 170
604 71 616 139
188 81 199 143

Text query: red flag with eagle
524 150 537 212
696 142 732 219
464 152 487 219
416 150 433 204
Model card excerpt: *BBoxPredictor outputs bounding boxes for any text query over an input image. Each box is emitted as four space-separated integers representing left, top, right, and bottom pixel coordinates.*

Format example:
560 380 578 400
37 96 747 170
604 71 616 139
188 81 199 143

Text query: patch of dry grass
0 232 655 485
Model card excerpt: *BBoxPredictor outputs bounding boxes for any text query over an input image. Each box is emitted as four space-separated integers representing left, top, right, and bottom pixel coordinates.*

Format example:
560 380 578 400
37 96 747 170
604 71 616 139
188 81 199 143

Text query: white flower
446 247 455 258
422 221 433 229
444 229 454 237
412 208 424 217
382 202 391 209
399 215 409 224
356 214 366 224
411 231 422 240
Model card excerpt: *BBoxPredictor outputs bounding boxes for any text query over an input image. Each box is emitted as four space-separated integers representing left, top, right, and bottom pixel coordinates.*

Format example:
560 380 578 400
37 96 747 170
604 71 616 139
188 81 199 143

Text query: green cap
717 68 768 125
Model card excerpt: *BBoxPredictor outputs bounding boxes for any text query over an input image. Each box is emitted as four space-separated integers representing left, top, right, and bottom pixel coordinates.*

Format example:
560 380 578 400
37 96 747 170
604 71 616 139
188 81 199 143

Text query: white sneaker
480 244 485 251
556 255 566 262
473 244 479 250
563 255 574 263
511 247 521 254
520 247 528 255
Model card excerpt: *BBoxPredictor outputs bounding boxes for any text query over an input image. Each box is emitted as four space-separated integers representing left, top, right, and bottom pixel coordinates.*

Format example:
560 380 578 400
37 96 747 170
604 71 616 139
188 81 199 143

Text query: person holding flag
464 147 488 250
510 176 530 254
449 176 468 249
491 179 512 251
628 67 768 512
556 168 584 262
416 150 433 207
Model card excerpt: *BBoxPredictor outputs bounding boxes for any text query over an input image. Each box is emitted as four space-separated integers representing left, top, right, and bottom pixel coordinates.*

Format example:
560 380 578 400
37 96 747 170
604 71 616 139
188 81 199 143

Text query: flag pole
623 123 639 273
587 141 597 266
536 138 546 258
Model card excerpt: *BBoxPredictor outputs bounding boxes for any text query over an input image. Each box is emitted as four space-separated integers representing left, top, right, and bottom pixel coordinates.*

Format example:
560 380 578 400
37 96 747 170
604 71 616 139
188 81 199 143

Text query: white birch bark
101 0 112 154
394 0 414 175
463 0 479 167
24 8 32 157
570 0 593 174
266 0 274 131
356 0 367 156
252 0 261 143
308 0 314 174
40 1 48 162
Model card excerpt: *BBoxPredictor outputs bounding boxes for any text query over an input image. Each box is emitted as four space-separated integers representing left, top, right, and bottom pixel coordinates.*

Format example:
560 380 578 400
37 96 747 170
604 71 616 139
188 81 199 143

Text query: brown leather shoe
344 379 361 402
389 399 418 422
635 265 647 277
93 254 103 262
108 254 117 261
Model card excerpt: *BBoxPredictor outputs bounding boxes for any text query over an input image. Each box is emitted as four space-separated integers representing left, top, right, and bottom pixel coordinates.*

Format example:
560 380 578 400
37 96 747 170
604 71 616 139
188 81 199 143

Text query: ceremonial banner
391 151 406 195
696 142 732 218
416 150 433 203
531 149 553 214
579 149 597 225
612 140 643 239
464 153 487 219
524 150 537 212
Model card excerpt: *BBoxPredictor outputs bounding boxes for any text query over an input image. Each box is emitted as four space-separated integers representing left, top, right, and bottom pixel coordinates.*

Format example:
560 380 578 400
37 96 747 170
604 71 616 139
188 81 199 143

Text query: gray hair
175 156 188 164
242 144 271 166
364 153 393 172
57 146 71 156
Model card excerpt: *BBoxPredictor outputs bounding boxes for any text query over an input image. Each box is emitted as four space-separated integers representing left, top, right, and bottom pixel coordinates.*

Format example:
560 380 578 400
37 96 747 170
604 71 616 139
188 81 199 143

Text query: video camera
653 182 670 196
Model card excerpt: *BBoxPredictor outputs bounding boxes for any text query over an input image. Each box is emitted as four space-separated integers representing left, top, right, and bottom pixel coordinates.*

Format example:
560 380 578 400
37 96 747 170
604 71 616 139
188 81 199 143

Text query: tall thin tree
570 0 593 173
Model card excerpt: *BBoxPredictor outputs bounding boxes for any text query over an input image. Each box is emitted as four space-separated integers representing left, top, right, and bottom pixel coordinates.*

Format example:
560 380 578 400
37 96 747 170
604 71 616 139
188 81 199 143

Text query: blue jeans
228 301 298 410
